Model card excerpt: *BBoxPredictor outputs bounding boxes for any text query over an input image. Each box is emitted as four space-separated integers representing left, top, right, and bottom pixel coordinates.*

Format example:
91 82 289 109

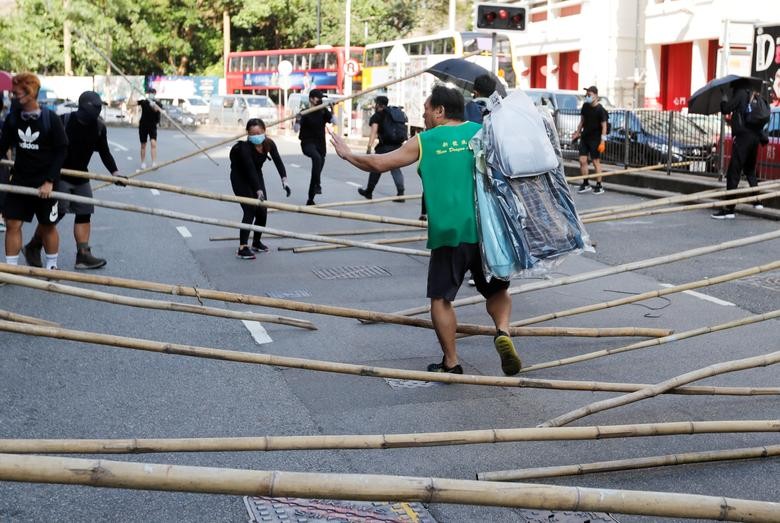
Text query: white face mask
585 95 594 104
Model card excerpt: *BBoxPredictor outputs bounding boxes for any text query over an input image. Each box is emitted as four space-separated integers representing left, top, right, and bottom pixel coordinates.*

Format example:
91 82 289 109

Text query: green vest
417 121 481 249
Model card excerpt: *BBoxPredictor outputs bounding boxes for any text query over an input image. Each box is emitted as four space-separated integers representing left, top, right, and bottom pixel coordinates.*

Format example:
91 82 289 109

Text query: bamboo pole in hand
477 444 780 481
0 308 60 327
0 263 669 339
390 229 780 318
1 420 778 454
1 454 779 521
0 272 315 330
293 235 428 253
0 184 430 256
540 349 780 428
520 309 780 374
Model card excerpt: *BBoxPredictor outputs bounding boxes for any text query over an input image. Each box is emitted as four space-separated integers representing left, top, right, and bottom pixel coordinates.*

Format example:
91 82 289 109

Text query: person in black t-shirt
296 89 332 205
230 118 289 259
23 91 124 270
137 88 162 169
0 72 68 269
572 85 608 194
357 95 405 201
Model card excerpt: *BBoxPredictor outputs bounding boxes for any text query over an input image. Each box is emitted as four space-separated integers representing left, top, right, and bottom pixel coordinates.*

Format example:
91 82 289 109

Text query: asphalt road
0 125 778 522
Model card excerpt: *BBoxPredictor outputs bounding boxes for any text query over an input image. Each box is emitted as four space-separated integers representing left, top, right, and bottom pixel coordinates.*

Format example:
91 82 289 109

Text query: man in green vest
329 84 521 376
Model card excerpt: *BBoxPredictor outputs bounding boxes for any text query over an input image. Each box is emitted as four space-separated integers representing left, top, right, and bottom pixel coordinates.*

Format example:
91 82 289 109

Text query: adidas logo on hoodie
18 127 40 150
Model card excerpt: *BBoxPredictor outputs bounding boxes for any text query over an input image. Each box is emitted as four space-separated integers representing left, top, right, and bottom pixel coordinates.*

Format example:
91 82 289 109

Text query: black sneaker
75 248 107 270
577 184 592 194
315 185 322 195
251 241 269 253
418 214 427 222
426 359 463 374
357 188 372 200
593 185 605 195
711 209 735 220
23 241 43 268
393 190 405 203
494 330 522 376
236 246 256 259
306 199 316 206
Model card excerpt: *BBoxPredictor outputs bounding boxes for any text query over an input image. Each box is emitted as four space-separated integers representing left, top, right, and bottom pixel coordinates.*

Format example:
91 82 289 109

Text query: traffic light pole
491 32 497 75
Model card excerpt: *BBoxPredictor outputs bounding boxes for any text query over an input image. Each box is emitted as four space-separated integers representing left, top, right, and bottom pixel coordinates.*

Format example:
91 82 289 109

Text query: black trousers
365 143 404 194
239 203 267 246
301 141 325 200
725 133 760 211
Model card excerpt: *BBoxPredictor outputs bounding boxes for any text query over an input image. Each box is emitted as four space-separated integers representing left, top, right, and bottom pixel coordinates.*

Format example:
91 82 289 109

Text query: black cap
75 90 102 125
309 89 326 99
584 85 598 95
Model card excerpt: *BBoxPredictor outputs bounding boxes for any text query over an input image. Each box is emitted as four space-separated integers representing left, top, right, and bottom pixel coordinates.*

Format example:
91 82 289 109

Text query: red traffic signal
476 3 526 31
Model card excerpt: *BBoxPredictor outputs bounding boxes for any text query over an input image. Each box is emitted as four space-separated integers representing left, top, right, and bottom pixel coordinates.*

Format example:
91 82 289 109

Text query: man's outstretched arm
329 128 419 173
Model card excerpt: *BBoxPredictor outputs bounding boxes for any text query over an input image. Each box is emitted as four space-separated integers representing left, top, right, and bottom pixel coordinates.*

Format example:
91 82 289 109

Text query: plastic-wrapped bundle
472 90 593 281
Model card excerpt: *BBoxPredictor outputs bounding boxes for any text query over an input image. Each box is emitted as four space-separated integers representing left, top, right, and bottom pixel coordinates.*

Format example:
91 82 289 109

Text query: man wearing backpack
712 80 769 219
23 91 123 269
357 96 406 201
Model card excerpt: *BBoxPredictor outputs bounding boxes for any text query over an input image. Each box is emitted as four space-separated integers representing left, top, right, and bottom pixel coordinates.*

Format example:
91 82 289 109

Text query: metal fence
551 107 780 181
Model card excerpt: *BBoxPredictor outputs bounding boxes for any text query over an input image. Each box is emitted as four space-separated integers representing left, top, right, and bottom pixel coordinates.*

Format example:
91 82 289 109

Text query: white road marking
346 181 361 188
150 189 160 195
126 156 133 160
659 283 735 306
108 140 128 151
176 226 192 238
290 163 301 168
242 320 273 345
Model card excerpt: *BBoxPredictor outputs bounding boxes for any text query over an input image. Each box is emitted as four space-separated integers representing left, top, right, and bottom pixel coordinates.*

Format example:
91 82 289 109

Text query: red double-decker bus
225 46 364 98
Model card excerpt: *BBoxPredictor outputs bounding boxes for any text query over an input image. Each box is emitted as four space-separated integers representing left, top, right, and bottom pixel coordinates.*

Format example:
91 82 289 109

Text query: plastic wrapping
472 92 593 281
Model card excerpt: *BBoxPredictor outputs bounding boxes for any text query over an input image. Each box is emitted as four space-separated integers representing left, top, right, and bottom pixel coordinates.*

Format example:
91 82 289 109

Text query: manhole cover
266 289 312 299
740 274 780 292
244 496 436 522
312 265 392 280
384 378 442 390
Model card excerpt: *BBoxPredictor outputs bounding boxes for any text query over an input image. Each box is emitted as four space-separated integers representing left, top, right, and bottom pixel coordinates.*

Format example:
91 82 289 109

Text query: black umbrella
688 75 763 115
427 58 507 97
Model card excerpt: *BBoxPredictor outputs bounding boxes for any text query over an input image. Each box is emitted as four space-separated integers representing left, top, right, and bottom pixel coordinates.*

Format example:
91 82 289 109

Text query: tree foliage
0 0 463 76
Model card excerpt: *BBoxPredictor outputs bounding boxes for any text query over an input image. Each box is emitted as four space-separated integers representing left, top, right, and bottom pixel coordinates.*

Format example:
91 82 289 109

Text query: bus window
229 57 240 72
442 38 453 54
311 52 326 69
432 39 445 54
253 55 266 71
322 52 332 69
408 43 421 56
240 56 253 71
268 54 279 69
298 54 308 69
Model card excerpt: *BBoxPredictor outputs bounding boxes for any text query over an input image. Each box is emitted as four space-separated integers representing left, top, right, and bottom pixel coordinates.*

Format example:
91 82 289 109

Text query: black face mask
75 91 102 124
10 98 22 112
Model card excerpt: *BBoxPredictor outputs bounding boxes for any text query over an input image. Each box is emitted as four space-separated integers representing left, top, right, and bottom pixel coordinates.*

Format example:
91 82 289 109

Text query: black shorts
427 242 510 302
3 192 60 225
578 138 601 160
139 124 158 143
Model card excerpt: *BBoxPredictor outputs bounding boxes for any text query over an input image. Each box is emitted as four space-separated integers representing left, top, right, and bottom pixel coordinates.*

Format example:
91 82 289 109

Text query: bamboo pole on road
0 265 667 338
0 272 315 330
1 420 778 454
477 444 780 482
293 235 427 253
1 454 779 521
565 162 690 182
268 192 422 213
0 308 59 327
211 226 422 242
389 229 780 318
539 349 780 428
0 184 430 257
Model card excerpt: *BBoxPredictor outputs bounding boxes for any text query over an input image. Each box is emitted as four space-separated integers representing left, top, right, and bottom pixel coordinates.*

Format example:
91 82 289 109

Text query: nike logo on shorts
49 202 59 222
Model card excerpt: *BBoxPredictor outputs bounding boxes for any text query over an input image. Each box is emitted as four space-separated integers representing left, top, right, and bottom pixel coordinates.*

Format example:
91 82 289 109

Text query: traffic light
475 3 526 31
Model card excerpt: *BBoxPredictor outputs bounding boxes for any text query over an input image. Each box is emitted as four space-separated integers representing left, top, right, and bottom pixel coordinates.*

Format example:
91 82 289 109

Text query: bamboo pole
540 349 780 428
0 184 430 257
0 272 315 330
1 454 779 521
211 226 422 242
0 319 753 394
267 193 422 214
0 420 778 455
0 308 60 327
565 162 690 182
389 228 780 318
0 264 670 339
583 189 780 224
520 309 780 374
293 235 428 253
478 444 780 481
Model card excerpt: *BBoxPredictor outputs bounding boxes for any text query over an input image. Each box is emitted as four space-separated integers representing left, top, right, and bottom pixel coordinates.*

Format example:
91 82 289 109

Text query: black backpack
744 91 770 127
380 106 408 144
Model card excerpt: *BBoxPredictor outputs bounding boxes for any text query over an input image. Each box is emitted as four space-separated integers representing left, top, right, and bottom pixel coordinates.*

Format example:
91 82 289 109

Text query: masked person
297 89 332 205
23 91 123 269
138 88 161 169
0 72 68 269
230 118 290 260
572 85 608 194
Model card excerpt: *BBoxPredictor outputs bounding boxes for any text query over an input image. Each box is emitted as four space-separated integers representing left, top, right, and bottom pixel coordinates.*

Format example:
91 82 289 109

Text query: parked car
159 105 199 128
603 109 715 172
722 107 780 180
55 100 78 116
158 96 209 123
208 94 278 127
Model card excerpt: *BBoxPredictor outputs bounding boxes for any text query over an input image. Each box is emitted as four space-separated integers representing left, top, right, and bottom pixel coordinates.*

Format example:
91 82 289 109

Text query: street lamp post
344 0 352 137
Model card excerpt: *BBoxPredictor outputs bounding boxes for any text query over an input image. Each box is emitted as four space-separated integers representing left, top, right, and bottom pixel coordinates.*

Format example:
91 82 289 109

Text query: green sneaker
494 331 521 376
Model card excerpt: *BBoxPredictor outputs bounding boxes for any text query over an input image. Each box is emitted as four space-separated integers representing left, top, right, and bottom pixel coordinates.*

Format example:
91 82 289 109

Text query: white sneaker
151 162 157 168
467 278 476 287
753 204 764 210
140 162 147 169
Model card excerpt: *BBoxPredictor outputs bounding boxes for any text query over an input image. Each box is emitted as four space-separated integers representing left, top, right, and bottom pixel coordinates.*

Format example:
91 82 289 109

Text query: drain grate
384 378 442 390
740 274 780 292
266 289 312 299
312 265 392 280
244 496 436 522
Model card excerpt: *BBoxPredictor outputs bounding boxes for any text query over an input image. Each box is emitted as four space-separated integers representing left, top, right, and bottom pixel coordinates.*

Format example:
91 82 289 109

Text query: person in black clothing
572 85 608 194
712 81 768 219
463 74 496 124
0 72 68 269
23 91 123 270
297 89 332 205
230 118 290 260
357 95 405 201
0 94 8 232
138 88 162 169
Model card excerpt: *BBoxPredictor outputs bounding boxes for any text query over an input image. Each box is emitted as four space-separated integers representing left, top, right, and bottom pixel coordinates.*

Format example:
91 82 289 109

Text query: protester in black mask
24 90 124 270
